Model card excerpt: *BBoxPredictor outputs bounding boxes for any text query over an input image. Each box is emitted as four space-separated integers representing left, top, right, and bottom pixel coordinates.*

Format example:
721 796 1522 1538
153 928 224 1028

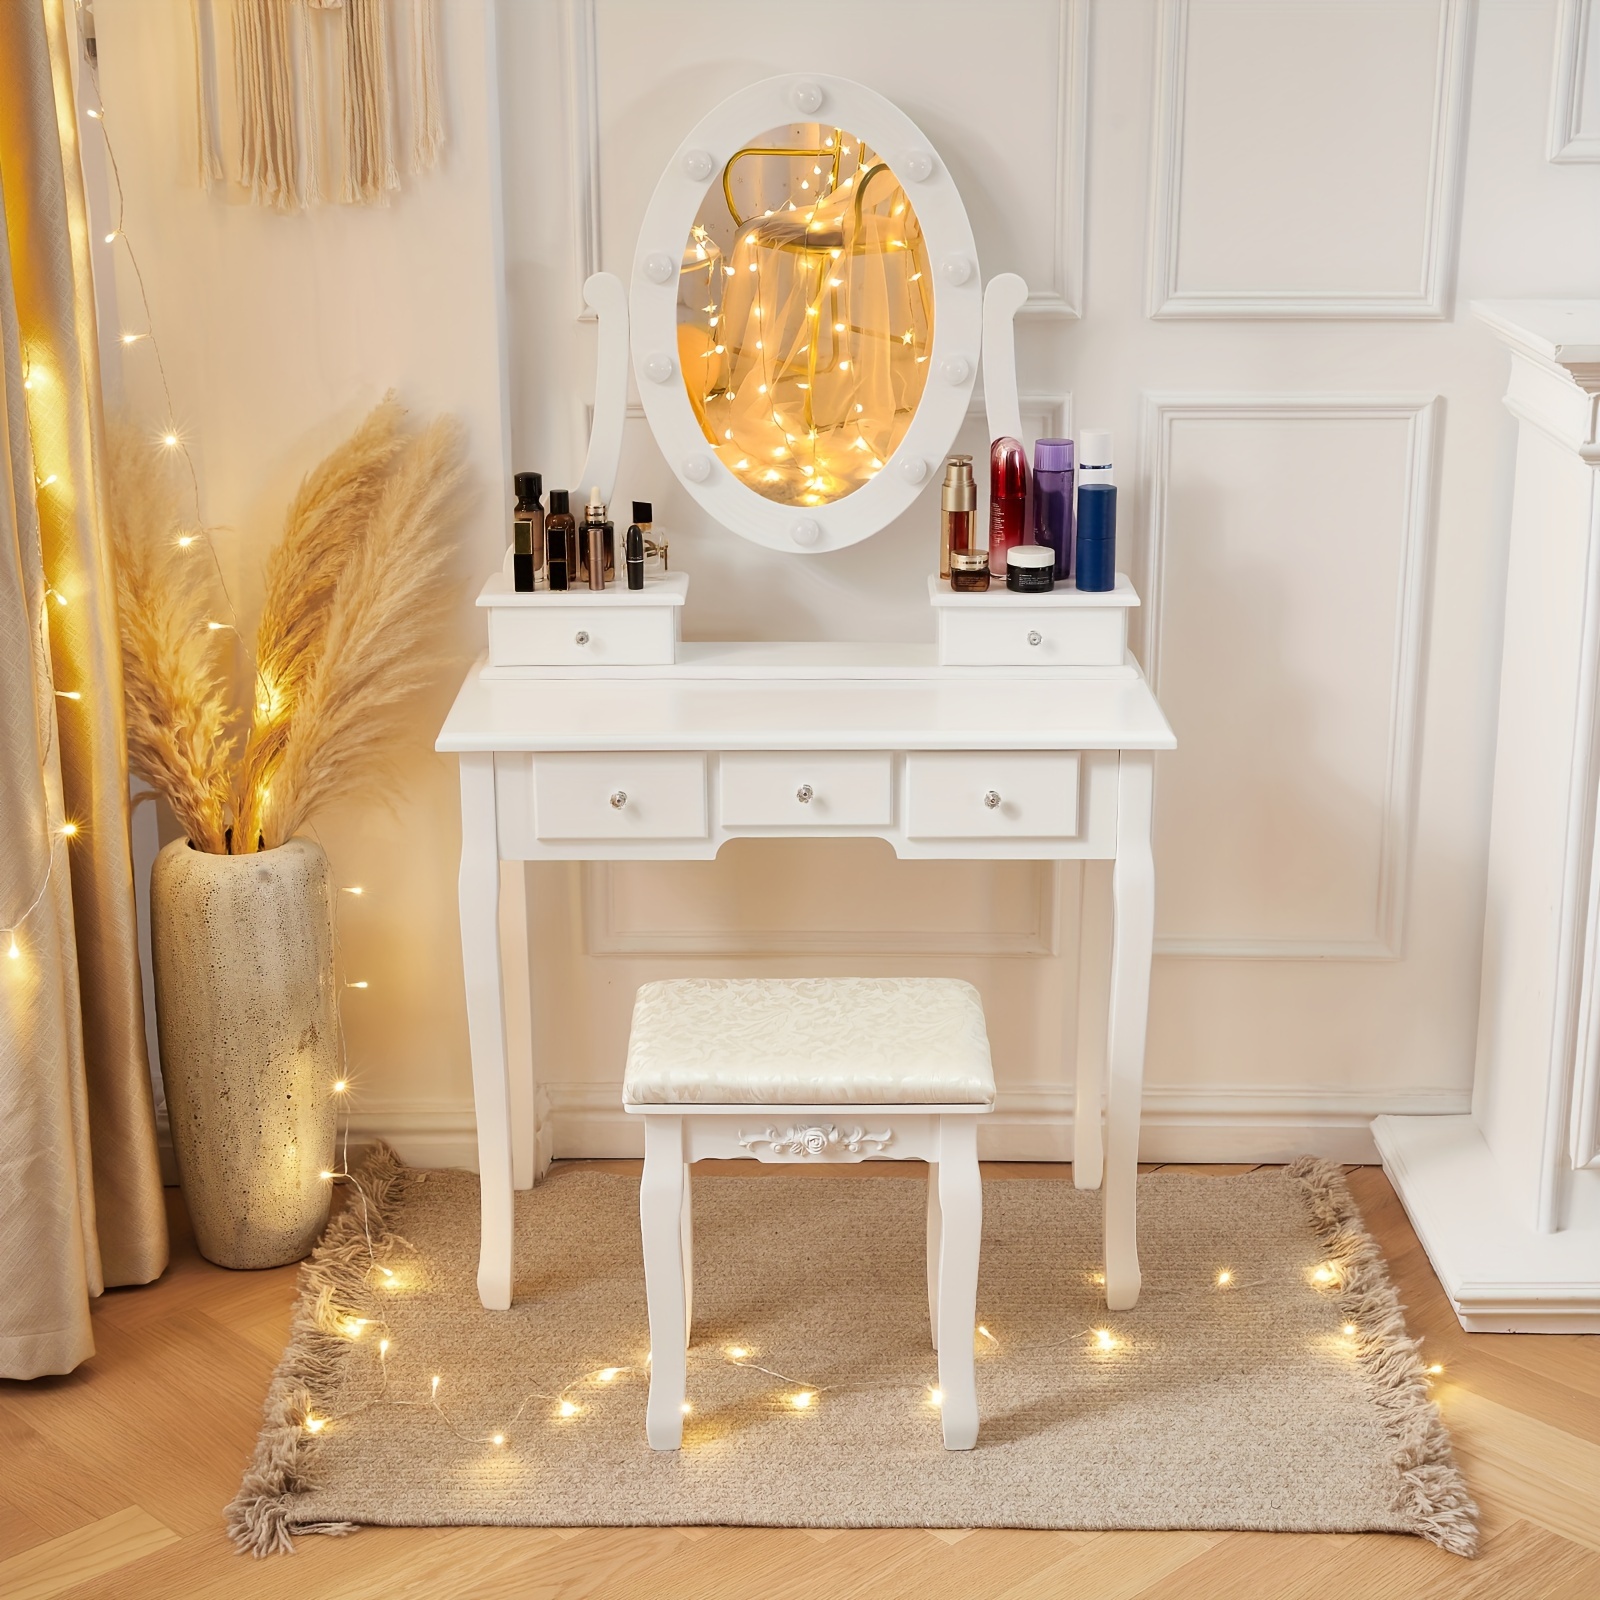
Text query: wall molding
1140 393 1440 959
317 1085 1471 1171
1028 0 1090 317
582 860 1061 957
1145 0 1473 320
563 0 602 317
567 0 1088 319
1549 0 1600 162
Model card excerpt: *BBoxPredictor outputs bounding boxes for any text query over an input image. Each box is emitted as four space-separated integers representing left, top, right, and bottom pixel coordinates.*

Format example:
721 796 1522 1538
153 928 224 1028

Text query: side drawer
721 751 893 827
936 606 1127 667
487 604 678 667
533 753 708 840
905 752 1080 839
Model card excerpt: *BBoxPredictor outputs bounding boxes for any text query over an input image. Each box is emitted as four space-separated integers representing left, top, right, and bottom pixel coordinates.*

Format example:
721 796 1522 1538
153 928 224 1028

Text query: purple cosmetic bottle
1032 438 1074 581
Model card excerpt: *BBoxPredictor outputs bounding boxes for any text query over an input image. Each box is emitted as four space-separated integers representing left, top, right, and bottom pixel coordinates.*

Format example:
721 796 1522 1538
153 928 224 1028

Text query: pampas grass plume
107 423 234 853
109 398 463 853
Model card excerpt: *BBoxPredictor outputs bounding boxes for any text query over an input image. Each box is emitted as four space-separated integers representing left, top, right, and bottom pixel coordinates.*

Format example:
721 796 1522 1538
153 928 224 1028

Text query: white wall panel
1549 0 1600 159
574 0 1088 316
1147 0 1472 318
89 0 1600 1164
1142 397 1438 956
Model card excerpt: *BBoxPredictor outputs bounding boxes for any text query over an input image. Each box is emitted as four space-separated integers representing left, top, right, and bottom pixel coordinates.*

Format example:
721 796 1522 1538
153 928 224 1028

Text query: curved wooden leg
1074 859 1113 1190
498 859 537 1192
936 1119 982 1450
641 1117 687 1449
458 754 516 1311
925 1162 942 1351
1104 753 1155 1313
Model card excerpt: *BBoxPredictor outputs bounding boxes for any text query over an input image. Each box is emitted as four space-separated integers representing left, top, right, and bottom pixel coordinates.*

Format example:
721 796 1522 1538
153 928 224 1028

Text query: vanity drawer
721 751 893 827
905 752 1080 839
936 605 1127 667
533 753 707 840
487 603 678 667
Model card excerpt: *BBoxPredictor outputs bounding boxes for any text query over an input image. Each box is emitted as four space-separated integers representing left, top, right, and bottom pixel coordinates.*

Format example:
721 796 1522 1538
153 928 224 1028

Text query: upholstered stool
623 976 995 1451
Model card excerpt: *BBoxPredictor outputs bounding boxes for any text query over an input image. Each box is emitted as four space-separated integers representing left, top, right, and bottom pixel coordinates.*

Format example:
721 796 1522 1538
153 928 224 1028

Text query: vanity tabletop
436 647 1175 755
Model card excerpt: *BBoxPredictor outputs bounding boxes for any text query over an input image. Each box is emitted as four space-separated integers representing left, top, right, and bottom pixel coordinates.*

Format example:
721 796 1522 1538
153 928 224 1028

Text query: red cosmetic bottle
987 437 1029 578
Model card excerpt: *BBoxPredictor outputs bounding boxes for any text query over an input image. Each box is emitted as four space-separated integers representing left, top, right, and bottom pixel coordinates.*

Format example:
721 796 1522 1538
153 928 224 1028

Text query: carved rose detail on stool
737 1123 894 1158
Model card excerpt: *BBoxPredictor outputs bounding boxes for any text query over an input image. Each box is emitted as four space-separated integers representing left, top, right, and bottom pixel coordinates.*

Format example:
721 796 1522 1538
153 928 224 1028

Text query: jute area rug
229 1153 1477 1557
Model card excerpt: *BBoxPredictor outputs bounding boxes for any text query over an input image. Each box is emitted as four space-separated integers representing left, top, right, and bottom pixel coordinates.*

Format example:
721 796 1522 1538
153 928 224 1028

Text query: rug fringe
1283 1157 1480 1558
225 1142 410 1556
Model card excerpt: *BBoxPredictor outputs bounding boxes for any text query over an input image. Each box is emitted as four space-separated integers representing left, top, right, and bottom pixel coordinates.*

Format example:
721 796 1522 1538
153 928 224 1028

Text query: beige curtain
0 0 168 1379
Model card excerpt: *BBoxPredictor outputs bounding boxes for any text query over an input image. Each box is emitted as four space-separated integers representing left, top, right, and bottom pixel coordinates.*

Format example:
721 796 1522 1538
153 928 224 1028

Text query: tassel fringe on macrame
1284 1157 1480 1557
194 0 443 210
225 1142 411 1556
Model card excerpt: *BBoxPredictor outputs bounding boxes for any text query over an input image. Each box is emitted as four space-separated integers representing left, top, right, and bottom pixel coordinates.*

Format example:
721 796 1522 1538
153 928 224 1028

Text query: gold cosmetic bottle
939 455 976 580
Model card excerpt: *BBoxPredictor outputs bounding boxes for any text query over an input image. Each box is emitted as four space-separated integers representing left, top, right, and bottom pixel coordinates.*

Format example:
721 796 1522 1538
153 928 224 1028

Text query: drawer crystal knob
575 630 590 645
796 783 814 804
1027 630 1042 647
984 789 1002 809
609 790 627 809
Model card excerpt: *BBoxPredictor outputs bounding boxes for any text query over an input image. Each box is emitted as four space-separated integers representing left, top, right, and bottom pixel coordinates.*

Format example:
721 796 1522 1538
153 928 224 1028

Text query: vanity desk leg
1103 752 1155 1312
498 858 537 1190
457 752 517 1310
1073 859 1113 1190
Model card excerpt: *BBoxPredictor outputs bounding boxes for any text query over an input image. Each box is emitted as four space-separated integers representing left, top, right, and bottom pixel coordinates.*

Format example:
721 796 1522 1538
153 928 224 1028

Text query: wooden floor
1 1162 1597 1599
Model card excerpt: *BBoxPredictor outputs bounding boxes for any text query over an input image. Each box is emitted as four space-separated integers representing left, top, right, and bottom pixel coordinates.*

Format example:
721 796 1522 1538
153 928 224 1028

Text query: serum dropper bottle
512 471 543 592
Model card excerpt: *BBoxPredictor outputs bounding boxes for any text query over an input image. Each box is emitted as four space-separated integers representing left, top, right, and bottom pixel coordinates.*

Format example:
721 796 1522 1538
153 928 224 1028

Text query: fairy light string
295 1120 1435 1456
6 27 247 964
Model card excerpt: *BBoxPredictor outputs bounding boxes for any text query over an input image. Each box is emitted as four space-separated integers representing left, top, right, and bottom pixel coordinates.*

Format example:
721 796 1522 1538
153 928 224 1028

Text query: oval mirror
678 123 933 511
631 75 980 554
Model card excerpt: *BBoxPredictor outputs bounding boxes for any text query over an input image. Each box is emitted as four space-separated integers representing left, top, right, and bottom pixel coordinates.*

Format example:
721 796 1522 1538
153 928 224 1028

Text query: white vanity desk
437 618 1174 1314
440 67 1176 1321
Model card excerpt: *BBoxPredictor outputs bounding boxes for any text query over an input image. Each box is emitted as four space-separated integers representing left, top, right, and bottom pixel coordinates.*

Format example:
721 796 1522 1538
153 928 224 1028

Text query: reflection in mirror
679 124 933 508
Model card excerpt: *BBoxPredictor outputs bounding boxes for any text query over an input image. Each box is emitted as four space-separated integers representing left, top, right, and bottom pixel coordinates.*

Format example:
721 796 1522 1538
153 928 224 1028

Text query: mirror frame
630 73 981 555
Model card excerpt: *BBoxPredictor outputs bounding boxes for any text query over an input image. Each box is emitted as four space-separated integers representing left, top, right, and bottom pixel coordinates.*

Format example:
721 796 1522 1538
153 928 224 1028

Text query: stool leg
640 1117 687 1449
936 1118 981 1450
925 1163 941 1352
681 1167 694 1345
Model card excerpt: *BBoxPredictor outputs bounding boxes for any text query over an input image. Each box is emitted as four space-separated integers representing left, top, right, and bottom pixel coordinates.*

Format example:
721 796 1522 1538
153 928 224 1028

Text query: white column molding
1375 302 1600 1335
1549 0 1600 163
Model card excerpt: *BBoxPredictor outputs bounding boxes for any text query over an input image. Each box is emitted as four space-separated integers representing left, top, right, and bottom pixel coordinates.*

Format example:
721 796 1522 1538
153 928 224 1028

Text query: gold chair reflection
679 128 934 507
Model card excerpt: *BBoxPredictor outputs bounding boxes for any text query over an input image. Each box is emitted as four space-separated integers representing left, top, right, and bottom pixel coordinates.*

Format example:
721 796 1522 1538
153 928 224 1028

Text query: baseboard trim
265 1085 1472 1172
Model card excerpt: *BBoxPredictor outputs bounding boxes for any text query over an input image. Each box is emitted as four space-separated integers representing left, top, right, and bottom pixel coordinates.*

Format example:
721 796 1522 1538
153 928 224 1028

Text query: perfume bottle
545 489 575 591
634 501 669 572
1031 439 1073 581
512 471 543 592
581 486 614 589
939 455 975 580
987 438 1029 578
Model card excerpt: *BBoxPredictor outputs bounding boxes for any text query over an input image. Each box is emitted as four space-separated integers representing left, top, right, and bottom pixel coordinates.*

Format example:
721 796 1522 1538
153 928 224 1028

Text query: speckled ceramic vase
150 837 338 1268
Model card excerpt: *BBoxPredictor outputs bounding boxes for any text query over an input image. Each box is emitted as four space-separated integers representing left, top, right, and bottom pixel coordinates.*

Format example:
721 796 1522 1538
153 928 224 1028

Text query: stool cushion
623 977 995 1106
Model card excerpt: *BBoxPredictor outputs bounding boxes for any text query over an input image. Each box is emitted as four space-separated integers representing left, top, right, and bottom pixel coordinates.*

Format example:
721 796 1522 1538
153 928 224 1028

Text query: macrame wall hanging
192 0 444 209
